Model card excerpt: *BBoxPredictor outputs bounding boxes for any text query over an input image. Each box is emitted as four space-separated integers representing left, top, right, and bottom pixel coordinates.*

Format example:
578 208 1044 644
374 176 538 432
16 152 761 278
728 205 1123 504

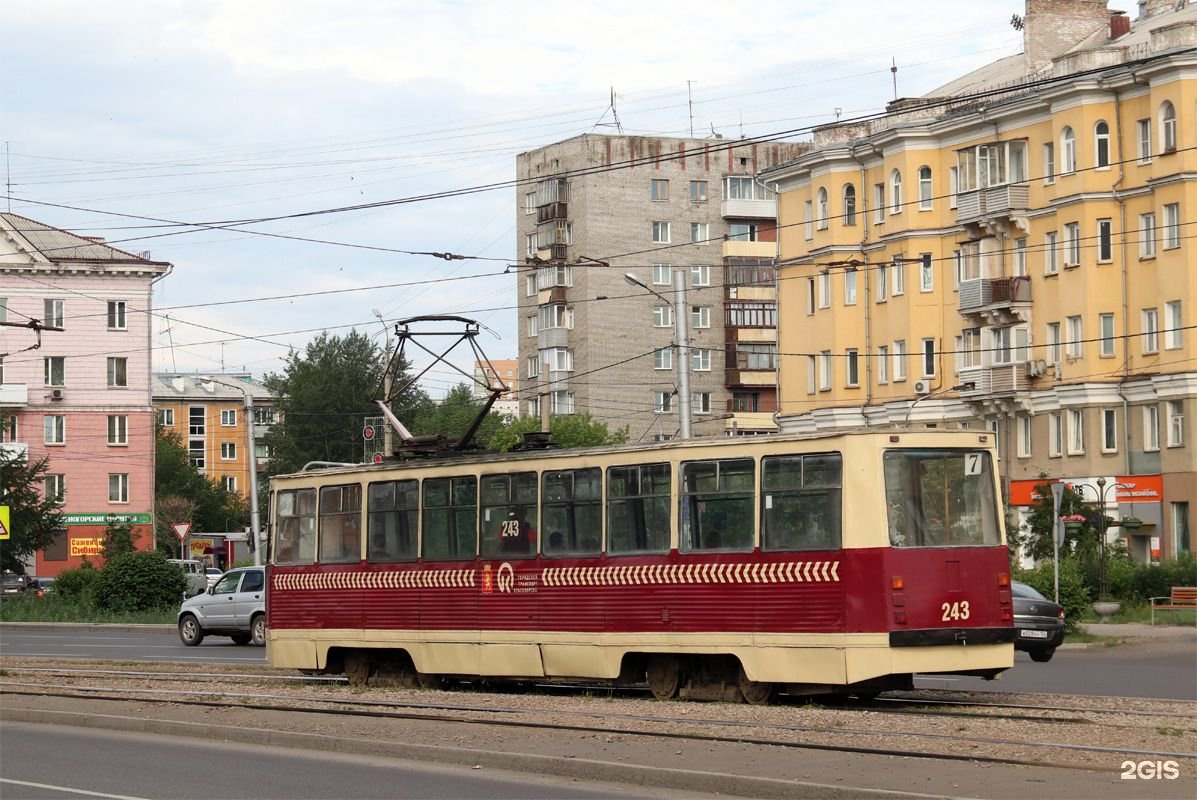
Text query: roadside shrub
92 550 186 613
52 561 101 604
1014 558 1088 632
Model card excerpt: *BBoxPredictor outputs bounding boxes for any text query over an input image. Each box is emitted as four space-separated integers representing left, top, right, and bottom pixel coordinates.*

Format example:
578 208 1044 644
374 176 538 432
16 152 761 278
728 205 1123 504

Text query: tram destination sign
61 512 152 525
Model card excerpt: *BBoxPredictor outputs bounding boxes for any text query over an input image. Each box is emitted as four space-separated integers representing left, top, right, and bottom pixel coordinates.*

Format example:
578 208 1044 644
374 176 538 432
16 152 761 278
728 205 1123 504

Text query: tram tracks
1 660 1194 773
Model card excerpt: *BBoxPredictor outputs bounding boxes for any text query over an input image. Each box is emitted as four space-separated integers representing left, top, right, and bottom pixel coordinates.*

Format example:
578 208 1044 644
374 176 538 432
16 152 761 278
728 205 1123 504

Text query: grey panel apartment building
515 134 807 443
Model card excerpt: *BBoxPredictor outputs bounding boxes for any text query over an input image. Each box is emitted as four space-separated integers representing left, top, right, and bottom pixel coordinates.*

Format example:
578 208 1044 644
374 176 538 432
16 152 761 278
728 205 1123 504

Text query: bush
92 551 187 613
52 561 101 604
1014 558 1089 632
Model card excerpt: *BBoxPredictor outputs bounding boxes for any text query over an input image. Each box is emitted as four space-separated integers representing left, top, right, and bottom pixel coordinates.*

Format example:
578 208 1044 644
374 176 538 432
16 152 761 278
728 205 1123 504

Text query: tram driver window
422 476 477 561
680 458 755 552
480 472 538 559
275 488 316 564
883 450 1000 547
368 479 418 562
607 463 670 555
761 453 842 551
319 484 362 563
542 468 602 557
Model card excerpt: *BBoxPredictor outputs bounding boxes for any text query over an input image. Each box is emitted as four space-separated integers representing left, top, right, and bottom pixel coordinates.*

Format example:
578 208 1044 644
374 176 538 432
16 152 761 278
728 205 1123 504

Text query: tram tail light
997 572 1009 587
1001 608 1012 621
891 576 904 590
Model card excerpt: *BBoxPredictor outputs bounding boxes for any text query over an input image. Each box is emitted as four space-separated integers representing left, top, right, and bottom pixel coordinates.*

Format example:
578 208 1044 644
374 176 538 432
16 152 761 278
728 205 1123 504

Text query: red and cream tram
265 429 1015 702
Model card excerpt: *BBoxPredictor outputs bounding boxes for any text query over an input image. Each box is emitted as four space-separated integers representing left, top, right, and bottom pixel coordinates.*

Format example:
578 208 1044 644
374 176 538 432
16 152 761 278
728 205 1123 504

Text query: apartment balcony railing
959 276 1032 325
0 383 29 407
958 363 1032 397
955 182 1029 226
721 197 777 219
536 201 568 223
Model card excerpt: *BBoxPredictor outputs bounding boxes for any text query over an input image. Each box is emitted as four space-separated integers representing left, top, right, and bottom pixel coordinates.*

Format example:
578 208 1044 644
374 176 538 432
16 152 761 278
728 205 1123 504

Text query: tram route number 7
964 453 984 476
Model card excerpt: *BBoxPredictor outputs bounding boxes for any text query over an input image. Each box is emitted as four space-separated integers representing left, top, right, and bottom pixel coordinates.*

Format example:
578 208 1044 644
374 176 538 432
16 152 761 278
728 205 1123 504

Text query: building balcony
721 198 777 219
0 383 29 407
956 182 1029 231
958 276 1031 325
724 412 777 433
0 442 28 460
958 363 1033 398
534 243 568 263
536 201 568 223
725 368 777 388
722 240 774 259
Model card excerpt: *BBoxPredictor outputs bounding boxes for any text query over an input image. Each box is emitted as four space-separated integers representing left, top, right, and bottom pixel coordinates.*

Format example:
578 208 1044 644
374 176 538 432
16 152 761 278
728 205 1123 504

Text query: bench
1150 587 1197 625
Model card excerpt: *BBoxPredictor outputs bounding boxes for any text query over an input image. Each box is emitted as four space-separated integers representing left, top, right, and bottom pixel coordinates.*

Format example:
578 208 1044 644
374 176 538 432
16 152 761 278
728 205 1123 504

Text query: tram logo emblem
496 562 515 593
481 564 494 594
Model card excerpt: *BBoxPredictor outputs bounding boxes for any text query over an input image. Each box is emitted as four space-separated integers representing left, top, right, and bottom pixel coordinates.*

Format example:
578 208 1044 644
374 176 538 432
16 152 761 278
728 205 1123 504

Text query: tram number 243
941 601 970 622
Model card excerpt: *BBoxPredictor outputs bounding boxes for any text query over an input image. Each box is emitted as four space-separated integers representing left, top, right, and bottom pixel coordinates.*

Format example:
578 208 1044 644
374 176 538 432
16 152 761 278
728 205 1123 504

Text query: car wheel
1029 646 1055 663
230 632 252 645
178 615 204 646
250 613 266 647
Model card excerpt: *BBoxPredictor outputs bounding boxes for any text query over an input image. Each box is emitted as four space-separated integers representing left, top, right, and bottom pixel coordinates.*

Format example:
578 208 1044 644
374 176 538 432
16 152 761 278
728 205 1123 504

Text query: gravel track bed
2 658 1195 773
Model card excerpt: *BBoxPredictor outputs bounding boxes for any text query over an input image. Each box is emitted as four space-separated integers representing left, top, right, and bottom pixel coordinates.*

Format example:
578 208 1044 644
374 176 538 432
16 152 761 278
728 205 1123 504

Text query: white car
177 567 266 646
204 567 224 591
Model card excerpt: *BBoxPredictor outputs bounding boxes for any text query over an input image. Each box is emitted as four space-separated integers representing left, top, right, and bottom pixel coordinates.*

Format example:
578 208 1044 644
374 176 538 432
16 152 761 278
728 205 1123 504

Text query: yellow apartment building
762 0 1195 561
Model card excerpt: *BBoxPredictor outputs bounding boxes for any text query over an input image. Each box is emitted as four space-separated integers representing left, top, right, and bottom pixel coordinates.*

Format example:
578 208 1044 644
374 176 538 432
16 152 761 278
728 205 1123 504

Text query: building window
690 223 708 244
806 356 816 394
1017 415 1032 458
873 183 885 223
44 356 65 387
1163 203 1180 249
1099 313 1116 357
892 258 905 296
1165 300 1183 349
1168 400 1184 447
524 233 537 258
525 274 536 297
652 264 671 285
1142 308 1159 354
107 357 127 388
538 303 572 330
1137 119 1152 162
1103 408 1118 453
44 474 65 502
893 340 907 381
845 349 859 386
921 338 936 377
158 408 174 426
653 391 673 414
44 415 65 445
919 253 933 292
1046 322 1062 365
729 222 759 241
1066 316 1083 358
948 166 959 208
1140 213 1157 258
803 201 813 240
690 264 710 286
818 272 831 308
651 221 670 243
690 349 711 371
527 315 538 337
843 184 856 226
690 180 707 202
221 409 237 426
1045 231 1059 274
805 278 815 315
1172 502 1191 555
1048 412 1062 457
1013 238 1027 276
889 170 902 214
818 351 832 390
725 175 766 199
877 345 889 384
221 442 237 460
1060 127 1076 174
107 415 128 446
44 299 64 329
1064 222 1080 266
1094 121 1110 168
1144 405 1160 451
1097 219 1112 262
526 358 539 379
690 306 710 328
550 390 574 415
107 301 127 331
652 306 672 327
653 348 672 370
109 474 129 503
651 179 669 201
844 270 857 305
223 476 237 493
1160 101 1177 153
1042 142 1055 184
692 392 712 414
917 166 932 209
816 188 828 229
523 191 536 215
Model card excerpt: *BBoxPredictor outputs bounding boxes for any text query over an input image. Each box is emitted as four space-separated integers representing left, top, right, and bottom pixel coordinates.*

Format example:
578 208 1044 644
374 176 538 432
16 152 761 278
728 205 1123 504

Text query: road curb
0 707 949 800
0 621 175 633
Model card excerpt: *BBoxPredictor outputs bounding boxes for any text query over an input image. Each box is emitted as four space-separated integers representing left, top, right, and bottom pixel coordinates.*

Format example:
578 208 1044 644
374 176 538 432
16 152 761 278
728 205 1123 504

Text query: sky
2 1 1025 398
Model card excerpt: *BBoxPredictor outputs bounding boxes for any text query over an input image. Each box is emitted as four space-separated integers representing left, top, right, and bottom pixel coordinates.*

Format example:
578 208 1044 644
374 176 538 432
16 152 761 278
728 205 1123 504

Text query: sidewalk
1082 621 1197 639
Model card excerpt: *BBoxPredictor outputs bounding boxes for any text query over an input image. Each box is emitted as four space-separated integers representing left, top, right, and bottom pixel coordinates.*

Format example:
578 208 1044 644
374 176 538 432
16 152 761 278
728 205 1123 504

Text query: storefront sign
61 513 152 526
189 538 215 559
1008 475 1163 506
70 537 105 557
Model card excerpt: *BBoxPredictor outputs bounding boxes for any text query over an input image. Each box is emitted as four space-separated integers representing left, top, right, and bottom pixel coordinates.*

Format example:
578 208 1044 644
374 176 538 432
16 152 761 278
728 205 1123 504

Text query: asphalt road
1 623 1194 700
0 722 708 799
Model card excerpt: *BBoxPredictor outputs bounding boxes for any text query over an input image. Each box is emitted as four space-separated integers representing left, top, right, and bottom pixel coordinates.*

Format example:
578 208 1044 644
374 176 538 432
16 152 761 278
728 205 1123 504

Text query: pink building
0 213 170 576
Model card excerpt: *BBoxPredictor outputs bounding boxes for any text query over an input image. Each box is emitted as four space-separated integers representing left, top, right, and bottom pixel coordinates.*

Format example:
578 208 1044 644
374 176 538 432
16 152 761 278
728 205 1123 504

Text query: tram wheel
343 652 371 686
737 665 774 706
646 655 680 700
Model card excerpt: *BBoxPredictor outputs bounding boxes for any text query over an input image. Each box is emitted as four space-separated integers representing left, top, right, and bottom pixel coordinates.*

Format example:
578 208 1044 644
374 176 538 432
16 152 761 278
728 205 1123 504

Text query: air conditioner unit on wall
1025 359 1048 378
50 389 64 401
913 380 932 396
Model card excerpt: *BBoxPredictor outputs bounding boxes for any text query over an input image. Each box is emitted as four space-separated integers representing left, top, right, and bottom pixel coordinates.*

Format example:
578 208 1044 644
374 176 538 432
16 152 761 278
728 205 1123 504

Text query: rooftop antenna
891 57 898 101
687 80 695 137
4 141 10 212
165 314 177 371
594 87 624 133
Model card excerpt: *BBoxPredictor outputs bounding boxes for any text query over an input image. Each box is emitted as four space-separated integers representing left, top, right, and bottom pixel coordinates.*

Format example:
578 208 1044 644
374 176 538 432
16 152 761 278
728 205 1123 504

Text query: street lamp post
1075 477 1129 601
624 271 692 439
372 309 394 457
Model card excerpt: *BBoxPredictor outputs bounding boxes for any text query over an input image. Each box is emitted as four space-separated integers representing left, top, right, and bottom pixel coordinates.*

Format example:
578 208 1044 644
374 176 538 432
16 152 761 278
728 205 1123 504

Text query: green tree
1019 477 1092 563
155 427 247 553
102 523 138 559
487 413 629 453
261 330 426 476
410 383 504 446
0 450 63 573
93 550 186 612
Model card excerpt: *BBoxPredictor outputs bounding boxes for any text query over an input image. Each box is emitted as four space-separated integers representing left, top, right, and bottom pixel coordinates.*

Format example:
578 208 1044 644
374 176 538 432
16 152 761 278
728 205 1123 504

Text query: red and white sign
171 522 192 542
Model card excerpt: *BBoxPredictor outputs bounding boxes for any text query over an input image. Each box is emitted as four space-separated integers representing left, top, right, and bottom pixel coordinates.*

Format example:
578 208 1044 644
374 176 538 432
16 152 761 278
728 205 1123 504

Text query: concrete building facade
516 134 807 443
761 0 1196 561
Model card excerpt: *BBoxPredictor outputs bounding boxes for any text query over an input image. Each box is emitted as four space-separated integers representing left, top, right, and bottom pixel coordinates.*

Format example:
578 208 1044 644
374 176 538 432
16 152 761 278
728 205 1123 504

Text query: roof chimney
1023 0 1112 73
1111 10 1131 38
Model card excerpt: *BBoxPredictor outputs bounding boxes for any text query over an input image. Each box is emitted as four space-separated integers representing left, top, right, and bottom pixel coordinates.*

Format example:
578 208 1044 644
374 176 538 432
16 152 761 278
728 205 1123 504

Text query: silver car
177 567 266 646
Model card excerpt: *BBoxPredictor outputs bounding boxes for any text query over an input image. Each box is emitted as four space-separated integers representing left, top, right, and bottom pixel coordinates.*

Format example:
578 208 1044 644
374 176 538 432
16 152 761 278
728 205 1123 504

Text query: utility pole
373 309 394 457
673 269 693 440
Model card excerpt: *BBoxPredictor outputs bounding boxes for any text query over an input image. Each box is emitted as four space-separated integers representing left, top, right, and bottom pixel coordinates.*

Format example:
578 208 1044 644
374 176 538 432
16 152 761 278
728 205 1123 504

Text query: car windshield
1012 582 1047 601
2 575 24 587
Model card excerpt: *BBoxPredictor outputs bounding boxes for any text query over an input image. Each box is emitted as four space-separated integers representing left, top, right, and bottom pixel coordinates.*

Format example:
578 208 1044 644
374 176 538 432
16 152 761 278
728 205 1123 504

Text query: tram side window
319 483 362 563
542 468 602 557
422 476 478 561
480 472 538 559
275 488 316 564
761 453 842 551
607 463 670 554
367 479 418 562
883 450 1000 547
680 458 755 551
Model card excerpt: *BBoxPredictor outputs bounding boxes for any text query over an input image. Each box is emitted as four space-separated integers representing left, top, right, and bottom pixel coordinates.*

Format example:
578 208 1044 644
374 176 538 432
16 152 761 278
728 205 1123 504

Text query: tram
264 428 1015 703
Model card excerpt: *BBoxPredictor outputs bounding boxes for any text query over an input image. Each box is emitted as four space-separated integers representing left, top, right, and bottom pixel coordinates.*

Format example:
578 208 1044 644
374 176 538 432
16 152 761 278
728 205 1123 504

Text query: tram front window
883 450 1000 547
